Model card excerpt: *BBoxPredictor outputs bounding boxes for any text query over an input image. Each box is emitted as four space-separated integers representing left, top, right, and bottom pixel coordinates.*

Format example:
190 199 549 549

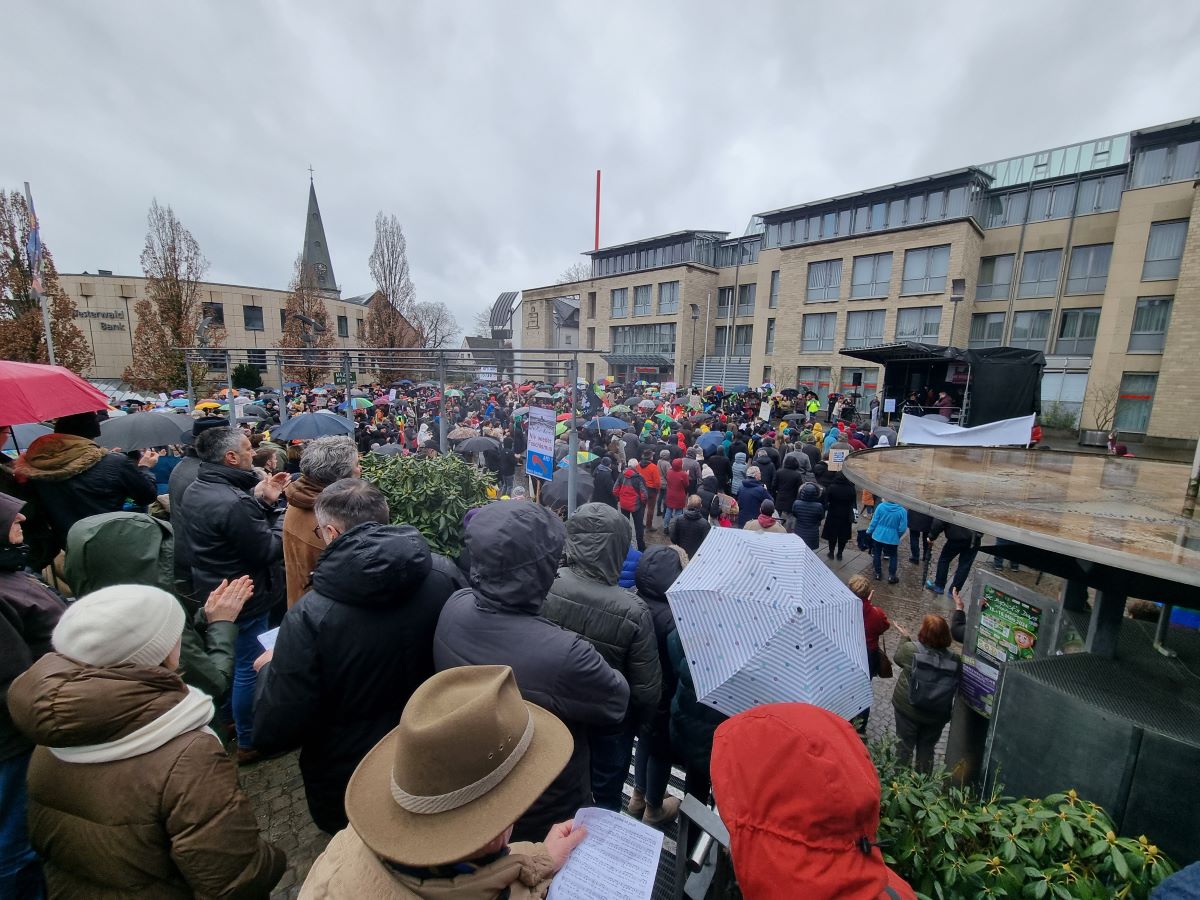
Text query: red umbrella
0 361 109 427
556 413 573 422
516 384 533 393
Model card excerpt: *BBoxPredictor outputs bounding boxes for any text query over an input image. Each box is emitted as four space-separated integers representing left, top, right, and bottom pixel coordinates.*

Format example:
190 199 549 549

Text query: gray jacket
542 503 661 727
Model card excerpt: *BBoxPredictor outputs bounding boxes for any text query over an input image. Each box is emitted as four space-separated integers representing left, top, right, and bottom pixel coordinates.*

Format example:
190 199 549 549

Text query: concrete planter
1078 428 1109 447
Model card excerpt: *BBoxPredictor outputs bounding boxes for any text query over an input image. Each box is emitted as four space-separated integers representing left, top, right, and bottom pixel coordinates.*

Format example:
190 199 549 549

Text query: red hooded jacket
711 704 917 900
664 458 690 510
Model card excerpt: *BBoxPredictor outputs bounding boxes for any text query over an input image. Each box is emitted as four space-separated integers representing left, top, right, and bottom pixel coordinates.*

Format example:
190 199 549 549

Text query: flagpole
24 183 56 367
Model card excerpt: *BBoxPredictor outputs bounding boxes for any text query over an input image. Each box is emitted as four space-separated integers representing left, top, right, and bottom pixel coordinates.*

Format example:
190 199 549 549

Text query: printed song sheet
257 627 280 651
547 806 664 900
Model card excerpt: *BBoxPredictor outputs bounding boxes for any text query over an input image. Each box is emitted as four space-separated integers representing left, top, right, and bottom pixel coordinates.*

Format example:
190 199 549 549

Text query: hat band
389 711 535 815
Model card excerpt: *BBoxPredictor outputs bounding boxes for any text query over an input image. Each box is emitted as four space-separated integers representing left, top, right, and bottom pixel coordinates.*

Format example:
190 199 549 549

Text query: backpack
907 643 958 717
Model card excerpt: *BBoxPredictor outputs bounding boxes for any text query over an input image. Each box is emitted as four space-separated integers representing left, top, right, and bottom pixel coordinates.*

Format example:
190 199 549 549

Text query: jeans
0 752 44 900
934 542 977 592
623 508 646 551
894 708 947 774
234 612 270 749
589 725 636 811
500 475 514 495
872 541 899 579
632 737 673 808
663 507 683 530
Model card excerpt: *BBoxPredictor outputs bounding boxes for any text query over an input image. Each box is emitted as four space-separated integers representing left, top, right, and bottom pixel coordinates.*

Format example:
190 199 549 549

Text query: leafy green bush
1040 401 1080 431
231 363 263 390
360 452 494 557
871 739 1176 899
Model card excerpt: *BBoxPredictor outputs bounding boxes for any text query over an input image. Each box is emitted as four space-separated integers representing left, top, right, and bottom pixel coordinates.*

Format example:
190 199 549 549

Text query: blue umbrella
581 416 630 432
167 398 190 408
283 381 303 389
697 431 724 453
271 412 355 441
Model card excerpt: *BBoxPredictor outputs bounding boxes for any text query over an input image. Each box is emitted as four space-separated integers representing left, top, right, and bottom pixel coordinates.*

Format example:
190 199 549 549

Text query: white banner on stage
898 413 1035 447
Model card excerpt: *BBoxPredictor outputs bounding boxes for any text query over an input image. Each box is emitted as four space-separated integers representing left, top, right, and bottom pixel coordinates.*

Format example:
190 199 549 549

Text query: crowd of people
0 375 1051 899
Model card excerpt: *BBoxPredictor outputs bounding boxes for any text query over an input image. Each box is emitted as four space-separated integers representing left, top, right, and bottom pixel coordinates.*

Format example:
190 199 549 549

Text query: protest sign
525 406 556 481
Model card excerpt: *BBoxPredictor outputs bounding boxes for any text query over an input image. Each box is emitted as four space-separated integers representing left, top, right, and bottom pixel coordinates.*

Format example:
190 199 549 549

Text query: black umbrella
371 443 405 456
688 412 712 424
458 436 501 453
783 413 806 423
98 412 190 451
538 468 593 515
242 404 268 417
780 388 800 398
271 412 355 441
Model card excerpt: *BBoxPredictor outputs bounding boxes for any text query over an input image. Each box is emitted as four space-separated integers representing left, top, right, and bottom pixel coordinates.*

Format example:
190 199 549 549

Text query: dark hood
0 491 24 538
634 545 683 604
64 512 174 596
467 500 566 614
564 502 631 585
312 522 432 607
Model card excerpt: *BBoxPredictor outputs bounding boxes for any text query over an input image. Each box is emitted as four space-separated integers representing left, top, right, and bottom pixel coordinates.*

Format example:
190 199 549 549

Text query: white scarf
49 685 217 764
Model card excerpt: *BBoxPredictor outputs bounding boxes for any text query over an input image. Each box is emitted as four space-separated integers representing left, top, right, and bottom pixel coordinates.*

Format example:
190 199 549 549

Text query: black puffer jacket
433 501 629 843
669 508 710 560
181 462 282 621
791 483 825 549
590 461 617 508
254 523 465 833
635 547 683 756
542 503 659 727
772 460 804 515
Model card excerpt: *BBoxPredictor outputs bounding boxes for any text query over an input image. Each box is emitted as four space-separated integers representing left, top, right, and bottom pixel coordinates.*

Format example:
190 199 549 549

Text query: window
356 319 365 339
1028 182 1076 221
733 324 753 357
714 326 729 356
1066 244 1112 294
1056 308 1101 355
657 281 679 315
762 365 773 385
717 287 733 319
984 189 1029 228
845 309 885 348
247 349 268 372
806 259 842 302
1010 310 1051 351
1075 174 1123 215
801 312 837 352
1128 297 1172 353
968 312 1006 349
242 305 264 331
840 368 878 398
901 245 950 294
587 292 596 318
736 284 756 316
1041 371 1088 425
765 318 775 354
280 309 287 331
201 301 224 327
895 306 942 341
201 349 227 372
768 270 780 308
337 315 349 338
797 366 831 403
977 255 1015 300
632 285 652 316
1017 249 1063 298
611 323 676 355
586 327 595 350
610 288 628 318
1142 221 1188 280
563 334 572 345
850 253 892 298
1114 373 1158 432
1131 140 1200 187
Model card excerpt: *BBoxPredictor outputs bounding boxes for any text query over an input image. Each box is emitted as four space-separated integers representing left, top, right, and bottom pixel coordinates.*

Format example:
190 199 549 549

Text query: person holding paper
300 665 587 898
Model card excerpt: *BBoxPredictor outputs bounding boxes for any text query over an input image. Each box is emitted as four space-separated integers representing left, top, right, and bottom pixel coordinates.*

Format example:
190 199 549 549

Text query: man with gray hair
253 479 465 833
182 426 289 762
282 436 361 608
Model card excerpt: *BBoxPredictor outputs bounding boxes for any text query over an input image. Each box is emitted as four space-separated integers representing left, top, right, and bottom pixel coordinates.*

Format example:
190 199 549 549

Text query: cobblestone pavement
241 514 1065 897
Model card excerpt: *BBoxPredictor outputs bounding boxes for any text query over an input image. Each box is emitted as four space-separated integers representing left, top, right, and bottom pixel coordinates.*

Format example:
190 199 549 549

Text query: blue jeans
589 724 636 811
234 612 270 749
872 541 899 579
0 752 44 900
663 507 681 530
633 736 672 807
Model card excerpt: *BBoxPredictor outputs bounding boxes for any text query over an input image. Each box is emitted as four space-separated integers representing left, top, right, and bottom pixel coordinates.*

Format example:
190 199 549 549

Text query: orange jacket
638 461 662 490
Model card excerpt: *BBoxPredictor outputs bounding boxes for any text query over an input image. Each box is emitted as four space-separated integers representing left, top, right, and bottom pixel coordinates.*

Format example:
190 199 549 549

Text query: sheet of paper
547 806 664 900
258 627 280 651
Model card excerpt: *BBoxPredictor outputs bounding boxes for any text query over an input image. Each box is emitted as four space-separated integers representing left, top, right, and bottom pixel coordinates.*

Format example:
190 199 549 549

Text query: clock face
315 263 328 276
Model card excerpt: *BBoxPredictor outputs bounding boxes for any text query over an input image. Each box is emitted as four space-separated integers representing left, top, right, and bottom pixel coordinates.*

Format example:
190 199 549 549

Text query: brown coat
283 475 326 607
7 653 284 899
299 828 555 899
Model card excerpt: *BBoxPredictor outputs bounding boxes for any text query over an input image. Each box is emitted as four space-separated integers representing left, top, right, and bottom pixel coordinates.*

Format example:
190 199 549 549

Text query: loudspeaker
851 372 862 387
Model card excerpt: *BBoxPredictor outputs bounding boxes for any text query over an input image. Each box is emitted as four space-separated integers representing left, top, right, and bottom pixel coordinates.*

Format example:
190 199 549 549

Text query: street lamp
948 278 966 346
689 303 700 388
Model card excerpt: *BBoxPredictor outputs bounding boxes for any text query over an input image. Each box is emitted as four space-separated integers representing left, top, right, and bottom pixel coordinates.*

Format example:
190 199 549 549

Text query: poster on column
525 406 556 481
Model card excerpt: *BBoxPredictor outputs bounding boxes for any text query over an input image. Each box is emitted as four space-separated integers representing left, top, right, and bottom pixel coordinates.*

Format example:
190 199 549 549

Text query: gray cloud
6 0 1198 329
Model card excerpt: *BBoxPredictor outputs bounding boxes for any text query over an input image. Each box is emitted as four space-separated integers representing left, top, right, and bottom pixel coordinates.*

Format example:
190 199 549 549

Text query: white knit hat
53 585 186 668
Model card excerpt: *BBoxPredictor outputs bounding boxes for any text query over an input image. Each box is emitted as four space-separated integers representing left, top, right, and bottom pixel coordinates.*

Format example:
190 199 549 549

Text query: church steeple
301 175 339 296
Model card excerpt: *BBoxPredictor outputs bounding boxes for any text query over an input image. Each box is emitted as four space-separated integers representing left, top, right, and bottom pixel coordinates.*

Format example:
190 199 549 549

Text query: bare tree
558 260 591 284
125 199 215 389
410 301 459 349
369 211 416 315
470 306 494 336
0 190 92 374
1086 382 1121 432
278 257 336 386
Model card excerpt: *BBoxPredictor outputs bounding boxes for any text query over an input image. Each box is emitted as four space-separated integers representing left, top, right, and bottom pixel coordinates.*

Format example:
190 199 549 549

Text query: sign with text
525 405 556 481
333 372 357 385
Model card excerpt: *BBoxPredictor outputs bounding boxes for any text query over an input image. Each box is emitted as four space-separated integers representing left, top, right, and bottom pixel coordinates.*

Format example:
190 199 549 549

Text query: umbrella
582 416 630 432
555 422 570 437
538 467 593 515
393 379 414 387
242 404 268 417
445 389 464 397
196 400 221 411
634 380 649 387
696 431 724 453
0 361 109 428
217 405 230 412
654 413 678 426
338 397 372 411
350 389 370 398
458 436 501 453
608 405 633 417
217 388 239 398
237 416 265 425
169 389 186 397
3 423 51 454
667 528 871 720
371 443 405 456
311 388 328 395
516 384 533 393
557 451 597 468
167 398 190 408
780 388 800 398
556 413 574 422
283 381 303 389
418 381 438 388
551 391 565 400
532 391 554 400
448 426 477 441
783 413 806 423
271 412 355 441
637 399 657 410
688 413 712 424
511 407 530 417
98 412 190 451
373 397 391 406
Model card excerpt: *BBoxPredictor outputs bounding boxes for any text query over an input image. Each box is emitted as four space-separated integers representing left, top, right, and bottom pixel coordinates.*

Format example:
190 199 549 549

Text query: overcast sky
8 1 1199 332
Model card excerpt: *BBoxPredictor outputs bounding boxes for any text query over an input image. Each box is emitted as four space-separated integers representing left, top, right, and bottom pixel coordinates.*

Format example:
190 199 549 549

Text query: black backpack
907 643 958 717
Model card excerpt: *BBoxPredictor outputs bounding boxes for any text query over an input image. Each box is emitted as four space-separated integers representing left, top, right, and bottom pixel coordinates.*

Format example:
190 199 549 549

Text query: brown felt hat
345 665 572 866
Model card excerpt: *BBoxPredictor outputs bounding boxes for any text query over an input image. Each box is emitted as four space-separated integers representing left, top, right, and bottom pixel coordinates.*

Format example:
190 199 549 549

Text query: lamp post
948 278 966 345
689 303 700 388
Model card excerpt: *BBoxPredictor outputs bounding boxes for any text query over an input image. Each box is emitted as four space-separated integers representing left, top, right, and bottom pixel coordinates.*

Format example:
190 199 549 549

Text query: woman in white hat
301 665 587 898
7 584 285 898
